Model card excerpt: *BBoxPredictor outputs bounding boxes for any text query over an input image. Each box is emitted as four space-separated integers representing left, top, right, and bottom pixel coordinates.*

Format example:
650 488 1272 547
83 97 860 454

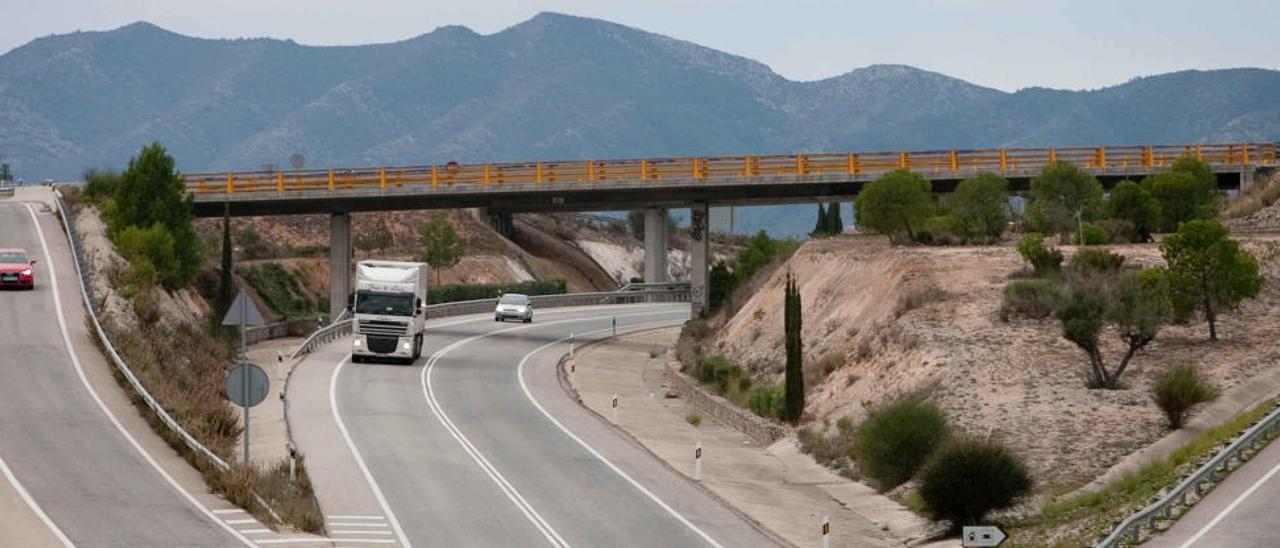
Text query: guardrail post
431 165 439 187
1096 147 1106 168
587 160 596 182
1243 144 1250 164
848 153 858 175
898 151 908 169
1048 147 1057 164
226 173 235 193
796 155 806 175
691 158 701 179
948 150 958 172
1143 146 1154 168
999 150 1008 172
536 161 544 183
483 164 491 185
380 168 387 189
328 169 335 190
276 171 284 192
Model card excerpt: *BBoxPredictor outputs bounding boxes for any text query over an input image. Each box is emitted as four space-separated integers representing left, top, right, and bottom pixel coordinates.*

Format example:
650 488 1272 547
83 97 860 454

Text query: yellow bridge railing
184 143 1277 195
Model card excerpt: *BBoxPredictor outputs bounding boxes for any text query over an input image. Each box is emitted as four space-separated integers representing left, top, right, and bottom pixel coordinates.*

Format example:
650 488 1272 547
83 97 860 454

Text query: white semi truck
350 260 428 363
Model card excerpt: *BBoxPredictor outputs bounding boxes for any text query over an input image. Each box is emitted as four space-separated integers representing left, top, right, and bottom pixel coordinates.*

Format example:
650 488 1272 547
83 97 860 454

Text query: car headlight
402 341 411 350
353 339 362 347
20 269 32 276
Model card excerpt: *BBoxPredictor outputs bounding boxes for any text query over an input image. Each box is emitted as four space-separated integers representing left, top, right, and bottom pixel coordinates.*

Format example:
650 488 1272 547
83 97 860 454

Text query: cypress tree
827 202 844 235
214 201 233 320
812 204 827 235
783 272 805 423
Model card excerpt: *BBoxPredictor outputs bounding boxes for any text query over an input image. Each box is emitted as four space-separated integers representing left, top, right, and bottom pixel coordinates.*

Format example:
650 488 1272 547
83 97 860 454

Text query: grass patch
239 262 320 318
896 282 949 317
686 414 702 427
1006 398 1279 545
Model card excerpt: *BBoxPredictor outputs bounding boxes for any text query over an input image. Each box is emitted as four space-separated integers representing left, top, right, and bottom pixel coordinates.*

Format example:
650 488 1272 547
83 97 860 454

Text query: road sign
226 362 269 407
221 291 266 327
962 526 1007 547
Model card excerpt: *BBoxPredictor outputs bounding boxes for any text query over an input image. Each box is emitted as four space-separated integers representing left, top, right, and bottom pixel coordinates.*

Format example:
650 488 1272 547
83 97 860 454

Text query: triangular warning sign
221 290 267 327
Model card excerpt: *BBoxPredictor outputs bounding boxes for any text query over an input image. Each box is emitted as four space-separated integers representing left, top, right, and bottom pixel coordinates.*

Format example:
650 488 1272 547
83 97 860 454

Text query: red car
0 248 35 289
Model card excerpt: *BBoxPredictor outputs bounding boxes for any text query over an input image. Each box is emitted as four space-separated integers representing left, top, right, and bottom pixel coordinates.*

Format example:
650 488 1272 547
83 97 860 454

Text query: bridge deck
186 143 1276 216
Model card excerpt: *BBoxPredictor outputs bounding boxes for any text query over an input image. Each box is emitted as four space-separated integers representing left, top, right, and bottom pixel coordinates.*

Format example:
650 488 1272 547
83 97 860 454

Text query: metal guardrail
53 193 232 473
183 143 1277 195
290 283 691 358
1096 401 1280 546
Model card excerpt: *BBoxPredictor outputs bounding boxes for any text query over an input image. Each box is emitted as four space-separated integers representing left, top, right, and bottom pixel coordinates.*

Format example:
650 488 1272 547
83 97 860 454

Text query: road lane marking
516 318 724 548
1180 458 1280 547
420 310 681 548
26 203 258 548
238 529 271 535
326 515 386 520
0 438 75 547
329 357 413 548
328 522 390 528
226 519 259 525
333 530 393 535
215 509 247 514
260 539 395 545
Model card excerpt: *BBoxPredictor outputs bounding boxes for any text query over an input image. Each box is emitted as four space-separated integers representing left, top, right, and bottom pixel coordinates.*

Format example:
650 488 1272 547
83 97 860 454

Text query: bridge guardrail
183 143 1277 195
290 284 691 358
1096 401 1280 546
53 193 233 473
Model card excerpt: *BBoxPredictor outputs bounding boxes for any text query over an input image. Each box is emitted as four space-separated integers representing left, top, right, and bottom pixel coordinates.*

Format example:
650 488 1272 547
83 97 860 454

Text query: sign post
222 291 266 464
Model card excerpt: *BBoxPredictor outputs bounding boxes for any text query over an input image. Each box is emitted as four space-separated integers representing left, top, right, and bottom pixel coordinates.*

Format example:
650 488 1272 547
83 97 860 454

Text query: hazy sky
3 0 1277 91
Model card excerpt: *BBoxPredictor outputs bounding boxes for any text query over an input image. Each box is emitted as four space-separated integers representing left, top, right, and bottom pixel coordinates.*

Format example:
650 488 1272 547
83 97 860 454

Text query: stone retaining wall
664 360 787 446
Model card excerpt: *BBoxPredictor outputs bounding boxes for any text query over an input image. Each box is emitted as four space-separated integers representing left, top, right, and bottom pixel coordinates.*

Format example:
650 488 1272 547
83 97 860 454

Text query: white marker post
822 515 831 548
287 442 297 482
611 393 619 422
568 359 576 384
569 332 574 359
694 442 703 481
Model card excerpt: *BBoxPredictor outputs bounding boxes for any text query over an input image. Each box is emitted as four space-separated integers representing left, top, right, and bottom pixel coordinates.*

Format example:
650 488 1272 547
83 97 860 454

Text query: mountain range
2 12 1278 235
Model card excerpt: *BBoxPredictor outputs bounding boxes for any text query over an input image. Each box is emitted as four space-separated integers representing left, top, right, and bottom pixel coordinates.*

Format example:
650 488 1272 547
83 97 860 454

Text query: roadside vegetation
75 143 323 533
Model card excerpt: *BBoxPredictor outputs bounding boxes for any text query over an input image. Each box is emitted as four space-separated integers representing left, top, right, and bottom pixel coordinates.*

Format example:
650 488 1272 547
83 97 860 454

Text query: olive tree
951 173 1009 243
1058 264 1171 389
1104 180 1161 242
416 211 467 285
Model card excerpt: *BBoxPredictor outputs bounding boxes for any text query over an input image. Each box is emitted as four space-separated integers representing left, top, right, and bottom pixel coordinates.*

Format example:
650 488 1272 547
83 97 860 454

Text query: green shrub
239 262 318 317
747 383 786 420
1073 222 1110 246
1067 248 1125 280
856 398 950 489
1152 364 1220 429
113 222 183 288
1016 233 1063 277
692 355 750 399
918 438 1032 528
1000 278 1063 320
1096 218 1138 244
82 168 121 204
428 279 567 304
686 414 702 427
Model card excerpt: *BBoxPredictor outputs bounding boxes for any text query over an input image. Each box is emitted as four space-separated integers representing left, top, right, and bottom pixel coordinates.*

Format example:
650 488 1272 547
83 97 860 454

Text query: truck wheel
413 334 423 360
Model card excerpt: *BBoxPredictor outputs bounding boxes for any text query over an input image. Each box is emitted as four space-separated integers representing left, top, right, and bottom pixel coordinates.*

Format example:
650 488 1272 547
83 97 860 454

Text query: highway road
295 303 781 547
0 200 247 546
1151 422 1280 548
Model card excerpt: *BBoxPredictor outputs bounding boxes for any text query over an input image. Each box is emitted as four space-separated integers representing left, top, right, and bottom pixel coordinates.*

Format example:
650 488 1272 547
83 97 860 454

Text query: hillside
710 235 1280 490
4 13 1279 235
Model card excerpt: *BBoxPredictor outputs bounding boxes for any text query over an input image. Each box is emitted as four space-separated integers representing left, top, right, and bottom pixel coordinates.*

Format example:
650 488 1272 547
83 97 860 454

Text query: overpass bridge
182 143 1277 320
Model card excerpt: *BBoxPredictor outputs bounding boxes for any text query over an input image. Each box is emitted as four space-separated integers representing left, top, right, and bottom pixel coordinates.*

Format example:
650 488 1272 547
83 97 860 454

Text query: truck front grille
367 336 399 354
358 319 409 337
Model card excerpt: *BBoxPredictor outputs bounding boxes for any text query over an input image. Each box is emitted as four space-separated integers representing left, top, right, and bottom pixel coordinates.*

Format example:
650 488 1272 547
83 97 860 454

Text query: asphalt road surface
1150 421 1280 548
0 201 244 546
309 303 780 547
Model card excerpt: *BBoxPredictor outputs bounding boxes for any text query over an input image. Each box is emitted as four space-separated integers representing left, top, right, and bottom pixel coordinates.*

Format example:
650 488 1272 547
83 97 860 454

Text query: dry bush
896 282 949 317
805 348 846 386
1224 172 1280 219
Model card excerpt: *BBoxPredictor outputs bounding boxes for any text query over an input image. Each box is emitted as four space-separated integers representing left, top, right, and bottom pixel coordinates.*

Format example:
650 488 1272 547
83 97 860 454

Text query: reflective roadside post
822 515 830 548
694 442 703 481
611 393 619 422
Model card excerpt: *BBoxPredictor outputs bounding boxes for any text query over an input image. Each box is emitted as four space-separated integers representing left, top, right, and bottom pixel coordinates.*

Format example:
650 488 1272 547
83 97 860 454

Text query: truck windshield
356 290 415 316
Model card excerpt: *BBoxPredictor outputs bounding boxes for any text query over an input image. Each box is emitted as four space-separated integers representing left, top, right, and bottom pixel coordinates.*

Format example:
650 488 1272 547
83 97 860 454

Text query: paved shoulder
1151 432 1280 547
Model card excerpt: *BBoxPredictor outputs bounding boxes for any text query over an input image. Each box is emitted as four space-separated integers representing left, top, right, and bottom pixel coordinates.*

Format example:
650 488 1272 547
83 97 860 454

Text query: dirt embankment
713 235 1280 490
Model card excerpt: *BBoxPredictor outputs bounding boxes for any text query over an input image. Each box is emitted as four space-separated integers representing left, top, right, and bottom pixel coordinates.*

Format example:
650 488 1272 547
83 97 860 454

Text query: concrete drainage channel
1097 400 1280 546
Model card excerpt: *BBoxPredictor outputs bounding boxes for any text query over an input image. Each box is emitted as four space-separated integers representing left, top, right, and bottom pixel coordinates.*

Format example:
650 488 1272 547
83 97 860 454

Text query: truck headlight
402 341 411 351
353 339 362 347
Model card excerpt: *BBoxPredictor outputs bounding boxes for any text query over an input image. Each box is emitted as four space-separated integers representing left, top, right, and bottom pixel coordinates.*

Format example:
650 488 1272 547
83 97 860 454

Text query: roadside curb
553 326 800 548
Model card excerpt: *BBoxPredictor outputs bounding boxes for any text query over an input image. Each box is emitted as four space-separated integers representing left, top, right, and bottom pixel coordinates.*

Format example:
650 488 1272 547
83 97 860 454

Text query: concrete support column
689 202 710 317
643 207 668 283
1240 166 1256 193
329 212 352 322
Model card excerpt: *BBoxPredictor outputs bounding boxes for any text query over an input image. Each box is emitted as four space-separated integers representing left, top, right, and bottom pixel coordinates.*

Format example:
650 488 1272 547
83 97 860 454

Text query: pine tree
783 272 805 423
811 204 827 235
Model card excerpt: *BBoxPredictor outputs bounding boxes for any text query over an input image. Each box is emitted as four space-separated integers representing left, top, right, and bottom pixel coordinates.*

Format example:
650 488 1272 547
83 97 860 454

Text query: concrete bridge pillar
329 212 352 322
643 208 668 283
689 202 710 316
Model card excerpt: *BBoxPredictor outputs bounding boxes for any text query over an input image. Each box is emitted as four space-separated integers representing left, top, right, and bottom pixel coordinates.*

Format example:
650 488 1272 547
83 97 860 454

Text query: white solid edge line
1179 458 1280 547
332 530 393 535
326 515 386 520
25 204 258 548
422 327 571 548
419 309 682 548
327 523 390 528
215 508 248 514
329 356 413 548
516 317 724 548
261 539 396 545
0 432 75 547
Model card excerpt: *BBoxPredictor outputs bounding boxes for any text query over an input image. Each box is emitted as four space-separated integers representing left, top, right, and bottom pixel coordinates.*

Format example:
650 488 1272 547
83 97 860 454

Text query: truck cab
351 260 428 364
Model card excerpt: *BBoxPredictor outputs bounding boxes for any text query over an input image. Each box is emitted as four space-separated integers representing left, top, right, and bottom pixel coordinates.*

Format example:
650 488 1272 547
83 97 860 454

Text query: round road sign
226 362 270 407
